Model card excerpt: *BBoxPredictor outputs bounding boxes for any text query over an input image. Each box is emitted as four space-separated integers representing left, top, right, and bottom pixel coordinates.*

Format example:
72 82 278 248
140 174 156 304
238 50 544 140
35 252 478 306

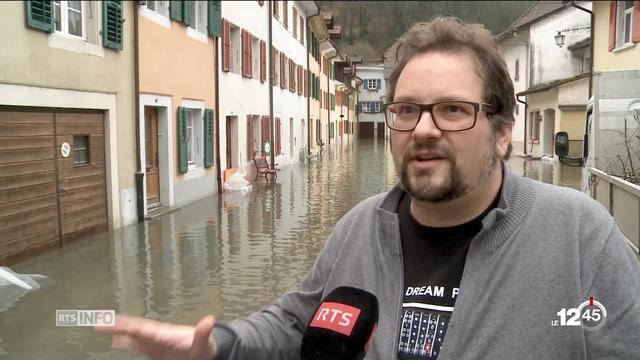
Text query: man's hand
94 315 217 360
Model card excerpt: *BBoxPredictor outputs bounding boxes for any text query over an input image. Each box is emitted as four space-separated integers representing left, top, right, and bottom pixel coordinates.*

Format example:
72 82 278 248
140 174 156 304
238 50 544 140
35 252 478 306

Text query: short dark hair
387 17 515 158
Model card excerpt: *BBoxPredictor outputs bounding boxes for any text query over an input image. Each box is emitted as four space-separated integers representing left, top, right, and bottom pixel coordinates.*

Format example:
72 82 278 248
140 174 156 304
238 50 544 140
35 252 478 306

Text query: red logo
309 302 361 336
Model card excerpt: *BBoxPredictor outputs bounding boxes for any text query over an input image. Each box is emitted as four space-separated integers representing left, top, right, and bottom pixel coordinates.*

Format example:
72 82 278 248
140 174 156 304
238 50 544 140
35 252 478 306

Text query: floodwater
0 138 583 359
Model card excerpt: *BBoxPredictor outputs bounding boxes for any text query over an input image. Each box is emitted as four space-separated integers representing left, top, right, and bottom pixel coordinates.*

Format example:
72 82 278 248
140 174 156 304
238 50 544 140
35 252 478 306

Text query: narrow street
0 139 587 359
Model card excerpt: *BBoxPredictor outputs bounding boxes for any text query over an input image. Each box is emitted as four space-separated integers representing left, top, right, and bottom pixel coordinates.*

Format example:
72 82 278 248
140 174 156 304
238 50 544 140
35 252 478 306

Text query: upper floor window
514 59 520 82
190 0 208 34
616 0 634 47
54 0 84 38
366 79 380 91
145 0 169 17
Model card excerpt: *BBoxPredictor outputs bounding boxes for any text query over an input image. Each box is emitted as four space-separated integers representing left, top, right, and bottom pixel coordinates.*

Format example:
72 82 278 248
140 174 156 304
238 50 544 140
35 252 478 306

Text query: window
230 24 241 74
190 0 208 34
54 0 85 38
529 111 540 140
145 0 168 17
375 101 381 113
283 0 288 29
293 7 298 39
361 101 371 113
616 1 634 47
185 109 204 168
272 0 279 19
514 59 520 82
73 135 89 165
367 79 377 91
299 16 304 44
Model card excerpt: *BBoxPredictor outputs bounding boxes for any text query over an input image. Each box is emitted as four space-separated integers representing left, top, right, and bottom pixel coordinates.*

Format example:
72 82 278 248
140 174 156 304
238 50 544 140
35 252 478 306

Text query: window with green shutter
207 1 221 37
25 0 54 33
204 109 214 168
182 0 193 26
170 0 183 22
177 107 188 174
102 0 123 50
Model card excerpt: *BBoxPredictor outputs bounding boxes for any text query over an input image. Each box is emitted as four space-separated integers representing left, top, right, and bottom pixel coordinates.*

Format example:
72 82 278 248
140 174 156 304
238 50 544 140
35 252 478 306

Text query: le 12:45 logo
552 296 607 331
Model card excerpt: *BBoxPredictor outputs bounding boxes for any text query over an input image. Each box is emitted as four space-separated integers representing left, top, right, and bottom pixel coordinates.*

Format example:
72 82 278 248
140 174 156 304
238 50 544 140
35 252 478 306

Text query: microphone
301 286 379 360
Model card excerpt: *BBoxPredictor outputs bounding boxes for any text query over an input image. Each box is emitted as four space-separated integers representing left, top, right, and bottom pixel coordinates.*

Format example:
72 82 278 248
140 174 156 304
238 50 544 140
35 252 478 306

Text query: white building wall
357 65 386 137
271 1 308 166
219 2 270 173
529 3 591 86
499 36 529 155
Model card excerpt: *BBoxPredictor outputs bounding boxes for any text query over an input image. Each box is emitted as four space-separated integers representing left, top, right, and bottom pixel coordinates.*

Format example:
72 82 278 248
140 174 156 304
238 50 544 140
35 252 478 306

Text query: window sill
187 27 209 44
139 6 171 28
183 166 206 180
613 42 635 53
48 33 104 57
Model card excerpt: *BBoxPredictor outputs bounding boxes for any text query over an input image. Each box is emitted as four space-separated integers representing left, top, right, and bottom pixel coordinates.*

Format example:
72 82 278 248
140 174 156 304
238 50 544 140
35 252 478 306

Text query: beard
399 135 497 203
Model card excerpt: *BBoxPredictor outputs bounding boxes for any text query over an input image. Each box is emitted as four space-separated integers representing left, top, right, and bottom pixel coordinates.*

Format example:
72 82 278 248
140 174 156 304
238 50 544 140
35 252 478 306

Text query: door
145 107 160 207
289 118 294 159
56 112 108 243
226 116 232 169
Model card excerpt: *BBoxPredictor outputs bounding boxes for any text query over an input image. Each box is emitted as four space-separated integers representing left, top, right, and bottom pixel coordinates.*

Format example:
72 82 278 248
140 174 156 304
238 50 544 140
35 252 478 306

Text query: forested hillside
317 1 534 61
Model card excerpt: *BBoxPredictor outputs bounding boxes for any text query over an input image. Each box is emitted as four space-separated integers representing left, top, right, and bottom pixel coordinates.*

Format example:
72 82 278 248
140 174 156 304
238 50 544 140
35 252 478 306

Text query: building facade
0 0 135 262
508 2 592 159
356 64 386 140
138 0 220 212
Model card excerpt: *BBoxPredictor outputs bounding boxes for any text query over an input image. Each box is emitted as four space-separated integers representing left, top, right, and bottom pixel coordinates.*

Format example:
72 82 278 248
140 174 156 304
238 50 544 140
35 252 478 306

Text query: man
97 17 640 359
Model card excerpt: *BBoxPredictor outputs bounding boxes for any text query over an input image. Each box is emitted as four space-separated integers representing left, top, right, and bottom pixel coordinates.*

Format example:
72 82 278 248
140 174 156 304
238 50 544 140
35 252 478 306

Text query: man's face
390 50 511 202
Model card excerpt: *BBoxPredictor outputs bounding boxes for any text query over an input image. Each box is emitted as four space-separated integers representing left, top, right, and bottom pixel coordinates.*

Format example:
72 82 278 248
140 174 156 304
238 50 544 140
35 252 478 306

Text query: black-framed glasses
384 101 495 132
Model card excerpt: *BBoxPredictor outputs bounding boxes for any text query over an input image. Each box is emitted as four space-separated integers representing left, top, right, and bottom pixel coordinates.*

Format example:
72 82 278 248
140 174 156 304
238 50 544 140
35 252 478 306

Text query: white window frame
375 101 381 113
529 111 540 141
53 0 86 40
140 0 171 28
252 37 260 78
182 103 205 173
616 1 634 48
190 0 208 34
361 101 371 113
145 0 169 17
367 79 377 91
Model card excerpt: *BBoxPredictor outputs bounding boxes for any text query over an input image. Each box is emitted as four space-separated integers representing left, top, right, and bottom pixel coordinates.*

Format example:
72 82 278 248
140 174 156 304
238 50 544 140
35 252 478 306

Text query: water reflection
0 138 583 359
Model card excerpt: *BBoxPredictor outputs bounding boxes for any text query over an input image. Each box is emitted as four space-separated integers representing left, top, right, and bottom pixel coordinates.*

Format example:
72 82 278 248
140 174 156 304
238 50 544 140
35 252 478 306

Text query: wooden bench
253 156 280 181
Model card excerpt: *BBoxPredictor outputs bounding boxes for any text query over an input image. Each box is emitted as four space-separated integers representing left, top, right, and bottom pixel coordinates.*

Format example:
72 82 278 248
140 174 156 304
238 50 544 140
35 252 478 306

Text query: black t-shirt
396 193 498 359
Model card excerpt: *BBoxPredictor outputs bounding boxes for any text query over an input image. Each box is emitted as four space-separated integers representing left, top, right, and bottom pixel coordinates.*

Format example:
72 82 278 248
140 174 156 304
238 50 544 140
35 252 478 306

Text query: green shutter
102 0 123 50
170 0 183 22
183 0 193 26
177 107 188 174
25 0 53 33
207 1 221 37
204 109 214 168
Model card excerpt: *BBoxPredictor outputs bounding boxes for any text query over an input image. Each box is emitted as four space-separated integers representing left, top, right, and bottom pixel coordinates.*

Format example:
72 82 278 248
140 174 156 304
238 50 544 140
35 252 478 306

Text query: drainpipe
570 1 593 98
133 3 144 223
268 1 275 168
214 33 222 193
306 8 321 157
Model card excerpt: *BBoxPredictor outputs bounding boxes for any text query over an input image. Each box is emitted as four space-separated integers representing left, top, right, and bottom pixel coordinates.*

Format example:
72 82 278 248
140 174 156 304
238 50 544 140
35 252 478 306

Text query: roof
516 73 590 96
496 1 568 41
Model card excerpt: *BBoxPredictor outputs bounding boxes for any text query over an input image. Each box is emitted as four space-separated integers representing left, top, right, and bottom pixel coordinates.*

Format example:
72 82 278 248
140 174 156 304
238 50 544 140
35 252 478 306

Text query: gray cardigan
214 169 640 359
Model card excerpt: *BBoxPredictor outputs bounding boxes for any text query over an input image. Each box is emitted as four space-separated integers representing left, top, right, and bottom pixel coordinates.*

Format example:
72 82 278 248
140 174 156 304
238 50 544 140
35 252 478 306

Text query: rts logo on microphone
309 302 361 336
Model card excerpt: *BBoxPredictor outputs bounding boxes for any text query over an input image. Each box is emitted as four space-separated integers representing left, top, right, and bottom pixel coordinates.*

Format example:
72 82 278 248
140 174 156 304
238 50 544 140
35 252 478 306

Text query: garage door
0 109 107 263
359 122 375 138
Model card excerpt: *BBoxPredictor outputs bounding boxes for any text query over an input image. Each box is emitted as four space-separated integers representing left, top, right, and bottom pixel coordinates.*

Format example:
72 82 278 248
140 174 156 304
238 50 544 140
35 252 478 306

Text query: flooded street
0 139 583 359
